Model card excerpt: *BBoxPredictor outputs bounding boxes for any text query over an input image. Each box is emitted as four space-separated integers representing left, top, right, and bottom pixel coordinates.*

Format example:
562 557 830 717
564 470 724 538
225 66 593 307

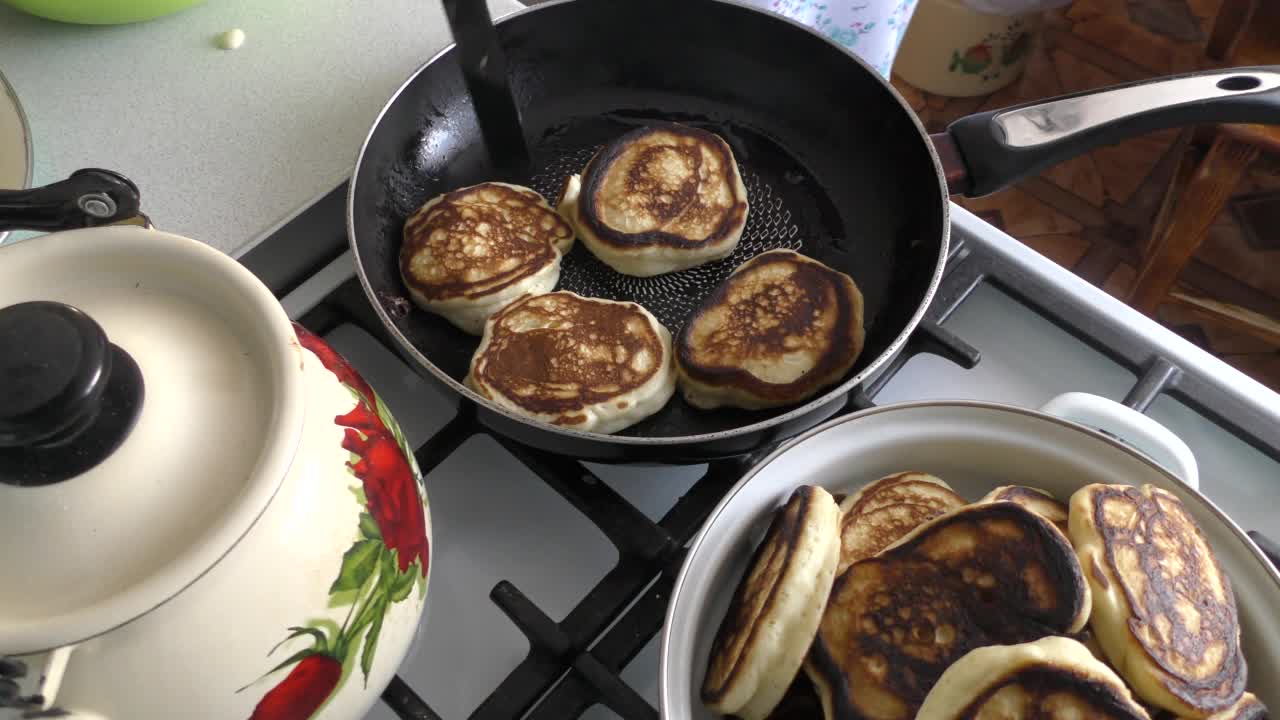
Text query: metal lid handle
0 169 143 233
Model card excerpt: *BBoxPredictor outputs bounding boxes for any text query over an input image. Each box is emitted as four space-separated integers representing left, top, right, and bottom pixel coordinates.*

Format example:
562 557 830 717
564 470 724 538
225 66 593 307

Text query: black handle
0 168 142 232
943 65 1280 197
440 0 529 171
0 301 144 486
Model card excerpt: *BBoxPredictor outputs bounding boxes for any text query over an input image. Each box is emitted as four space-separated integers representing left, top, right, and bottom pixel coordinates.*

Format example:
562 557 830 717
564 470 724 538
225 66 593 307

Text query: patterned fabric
743 0 921 77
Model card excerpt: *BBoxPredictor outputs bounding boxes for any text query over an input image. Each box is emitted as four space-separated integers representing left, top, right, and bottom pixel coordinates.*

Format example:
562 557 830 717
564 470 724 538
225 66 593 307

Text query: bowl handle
1039 392 1199 490
0 647 108 719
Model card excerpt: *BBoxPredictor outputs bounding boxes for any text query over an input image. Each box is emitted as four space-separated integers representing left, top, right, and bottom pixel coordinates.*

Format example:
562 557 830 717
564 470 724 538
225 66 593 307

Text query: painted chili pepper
248 654 341 720
342 428 429 576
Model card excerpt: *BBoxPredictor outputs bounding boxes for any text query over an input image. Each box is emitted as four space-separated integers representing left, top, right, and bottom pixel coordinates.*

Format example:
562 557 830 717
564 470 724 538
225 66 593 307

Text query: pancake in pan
400 182 574 335
979 485 1070 536
835 472 967 574
675 249 865 410
558 122 749 277
1069 483 1247 718
465 291 675 434
702 485 842 720
808 502 1092 720
916 636 1152 720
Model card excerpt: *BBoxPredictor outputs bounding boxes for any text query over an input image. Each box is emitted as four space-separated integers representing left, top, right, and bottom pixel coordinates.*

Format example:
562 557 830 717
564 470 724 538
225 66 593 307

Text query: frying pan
347 0 1280 463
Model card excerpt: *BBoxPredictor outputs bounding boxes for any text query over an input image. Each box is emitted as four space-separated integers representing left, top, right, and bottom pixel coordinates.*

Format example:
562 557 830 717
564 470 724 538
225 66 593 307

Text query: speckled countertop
0 0 522 255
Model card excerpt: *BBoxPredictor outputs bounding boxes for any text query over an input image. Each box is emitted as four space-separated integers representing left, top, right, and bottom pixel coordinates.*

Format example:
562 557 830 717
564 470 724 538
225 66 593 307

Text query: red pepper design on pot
248 654 342 720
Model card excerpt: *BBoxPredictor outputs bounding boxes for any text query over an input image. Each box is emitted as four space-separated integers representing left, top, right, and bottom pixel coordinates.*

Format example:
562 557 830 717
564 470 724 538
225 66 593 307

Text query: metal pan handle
0 169 143 233
937 65 1280 197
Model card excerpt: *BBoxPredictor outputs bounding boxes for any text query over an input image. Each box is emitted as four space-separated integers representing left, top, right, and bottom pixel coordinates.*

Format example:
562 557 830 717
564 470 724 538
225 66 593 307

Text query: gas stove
236 185 1280 720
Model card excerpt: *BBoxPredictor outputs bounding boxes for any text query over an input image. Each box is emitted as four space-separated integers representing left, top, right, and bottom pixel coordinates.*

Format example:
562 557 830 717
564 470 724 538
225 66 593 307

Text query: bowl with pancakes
660 394 1280 720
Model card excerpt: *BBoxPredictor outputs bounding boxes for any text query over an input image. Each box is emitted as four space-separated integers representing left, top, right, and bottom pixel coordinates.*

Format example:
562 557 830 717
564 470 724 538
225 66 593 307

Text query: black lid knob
0 302 144 486
0 302 110 447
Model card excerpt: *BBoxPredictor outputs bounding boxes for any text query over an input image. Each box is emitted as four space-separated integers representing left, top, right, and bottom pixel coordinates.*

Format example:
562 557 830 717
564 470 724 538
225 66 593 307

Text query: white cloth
741 0 922 77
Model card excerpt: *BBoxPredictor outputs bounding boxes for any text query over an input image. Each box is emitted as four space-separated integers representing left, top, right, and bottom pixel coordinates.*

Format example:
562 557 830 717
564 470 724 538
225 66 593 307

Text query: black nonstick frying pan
346 0 1280 463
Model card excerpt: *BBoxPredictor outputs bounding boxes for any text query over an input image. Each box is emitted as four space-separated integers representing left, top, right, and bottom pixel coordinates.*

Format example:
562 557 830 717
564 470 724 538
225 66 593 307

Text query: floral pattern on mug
238 324 429 720
949 22 1031 82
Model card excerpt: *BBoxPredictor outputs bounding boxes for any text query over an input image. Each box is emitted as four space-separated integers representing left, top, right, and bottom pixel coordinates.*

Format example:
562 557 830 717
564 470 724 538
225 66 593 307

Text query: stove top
235 184 1280 720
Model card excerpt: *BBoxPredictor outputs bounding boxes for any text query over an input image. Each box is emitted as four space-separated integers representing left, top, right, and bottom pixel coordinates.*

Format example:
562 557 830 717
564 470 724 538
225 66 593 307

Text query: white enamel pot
659 393 1280 718
0 175 431 720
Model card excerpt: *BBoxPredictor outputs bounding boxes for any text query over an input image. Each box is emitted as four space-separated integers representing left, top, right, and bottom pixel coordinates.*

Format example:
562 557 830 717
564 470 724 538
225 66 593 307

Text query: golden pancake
1070 484 1247 718
558 122 749 277
676 249 865 410
836 472 967 574
980 485 1070 537
400 182 573 334
465 291 675 434
808 502 1092 720
702 485 842 720
916 636 1152 720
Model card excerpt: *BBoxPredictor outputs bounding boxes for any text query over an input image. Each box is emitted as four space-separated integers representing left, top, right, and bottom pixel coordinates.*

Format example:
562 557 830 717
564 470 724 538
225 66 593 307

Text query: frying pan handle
939 65 1280 197
0 169 144 233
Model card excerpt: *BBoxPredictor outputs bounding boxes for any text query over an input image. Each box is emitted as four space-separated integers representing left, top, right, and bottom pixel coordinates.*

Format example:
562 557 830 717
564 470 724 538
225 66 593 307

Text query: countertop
0 0 522 255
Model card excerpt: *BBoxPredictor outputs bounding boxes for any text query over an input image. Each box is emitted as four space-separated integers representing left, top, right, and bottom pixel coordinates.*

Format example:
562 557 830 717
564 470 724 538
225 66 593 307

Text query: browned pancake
400 182 573 334
401 182 570 301
948 667 1152 719
916 637 1152 720
838 503 951 576
702 485 842 720
1070 484 1247 718
676 249 865 410
836 472 967 574
565 122 749 277
980 485 1070 536
465 291 675 434
842 472 966 517
808 503 1091 720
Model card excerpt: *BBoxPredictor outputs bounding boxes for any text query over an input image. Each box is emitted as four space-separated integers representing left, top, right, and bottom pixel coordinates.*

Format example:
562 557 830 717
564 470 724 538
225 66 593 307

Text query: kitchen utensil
348 0 1280 463
0 171 431 720
0 0 206 24
0 69 32 245
659 392 1280 718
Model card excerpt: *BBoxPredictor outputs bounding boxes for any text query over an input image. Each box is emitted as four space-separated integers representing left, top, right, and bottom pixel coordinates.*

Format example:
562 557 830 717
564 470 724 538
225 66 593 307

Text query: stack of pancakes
700 477 1264 720
400 122 870 434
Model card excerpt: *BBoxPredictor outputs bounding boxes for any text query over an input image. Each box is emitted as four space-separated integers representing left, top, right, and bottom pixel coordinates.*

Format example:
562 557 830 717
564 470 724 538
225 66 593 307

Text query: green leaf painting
329 539 382 595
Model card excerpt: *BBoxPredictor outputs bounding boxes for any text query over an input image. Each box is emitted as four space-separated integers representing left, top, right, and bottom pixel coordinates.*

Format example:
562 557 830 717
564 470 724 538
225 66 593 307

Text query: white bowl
660 397 1280 718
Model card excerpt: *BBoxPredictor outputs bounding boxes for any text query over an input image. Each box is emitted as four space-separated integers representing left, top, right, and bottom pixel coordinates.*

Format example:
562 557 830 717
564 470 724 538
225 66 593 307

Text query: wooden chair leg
1142 136 1197 263
1129 133 1259 316
1205 0 1257 61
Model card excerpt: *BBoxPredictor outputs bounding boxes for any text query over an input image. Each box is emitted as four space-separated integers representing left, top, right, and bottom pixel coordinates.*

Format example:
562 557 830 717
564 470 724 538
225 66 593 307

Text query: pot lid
0 217 306 654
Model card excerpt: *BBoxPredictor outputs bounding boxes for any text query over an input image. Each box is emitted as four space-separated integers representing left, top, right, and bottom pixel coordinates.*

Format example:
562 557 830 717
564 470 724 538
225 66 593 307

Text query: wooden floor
891 0 1280 391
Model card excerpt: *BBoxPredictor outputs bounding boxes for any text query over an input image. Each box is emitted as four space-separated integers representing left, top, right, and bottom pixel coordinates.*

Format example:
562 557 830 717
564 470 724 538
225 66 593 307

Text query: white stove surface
315 209 1280 719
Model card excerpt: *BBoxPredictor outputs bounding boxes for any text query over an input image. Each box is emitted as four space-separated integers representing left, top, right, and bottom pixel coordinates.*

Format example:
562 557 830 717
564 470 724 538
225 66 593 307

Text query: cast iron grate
235 187 1280 720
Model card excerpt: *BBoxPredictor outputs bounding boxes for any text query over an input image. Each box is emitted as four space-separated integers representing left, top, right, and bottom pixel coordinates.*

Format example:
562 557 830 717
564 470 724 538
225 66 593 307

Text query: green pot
1 0 207 24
